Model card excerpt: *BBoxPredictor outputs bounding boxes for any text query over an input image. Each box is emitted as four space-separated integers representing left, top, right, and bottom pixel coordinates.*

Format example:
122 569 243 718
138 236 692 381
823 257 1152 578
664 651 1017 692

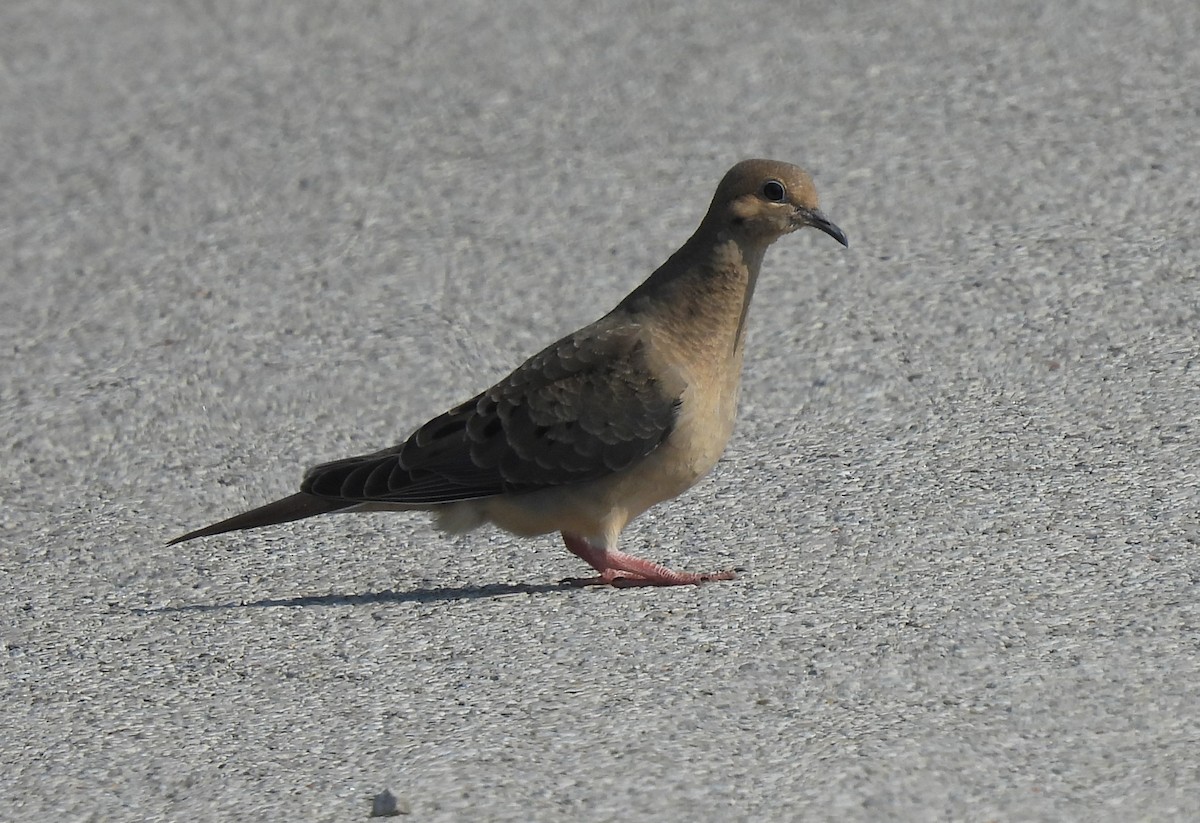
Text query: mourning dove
170 159 847 586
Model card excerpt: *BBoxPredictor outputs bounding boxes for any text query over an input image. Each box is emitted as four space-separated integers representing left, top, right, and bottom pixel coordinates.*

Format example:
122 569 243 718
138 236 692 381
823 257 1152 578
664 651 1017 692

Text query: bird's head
706 159 848 247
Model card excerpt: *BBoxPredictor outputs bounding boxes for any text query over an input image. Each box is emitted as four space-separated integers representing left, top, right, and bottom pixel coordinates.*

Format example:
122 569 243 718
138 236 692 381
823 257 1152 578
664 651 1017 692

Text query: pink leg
561 533 736 587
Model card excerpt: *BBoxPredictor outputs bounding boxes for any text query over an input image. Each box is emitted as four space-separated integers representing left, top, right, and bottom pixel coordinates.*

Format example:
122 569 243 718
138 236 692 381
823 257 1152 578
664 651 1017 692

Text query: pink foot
561 533 736 587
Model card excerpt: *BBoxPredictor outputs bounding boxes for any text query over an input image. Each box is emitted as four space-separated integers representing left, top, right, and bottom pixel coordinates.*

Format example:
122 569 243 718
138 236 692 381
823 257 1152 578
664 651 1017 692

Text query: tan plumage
171 159 848 586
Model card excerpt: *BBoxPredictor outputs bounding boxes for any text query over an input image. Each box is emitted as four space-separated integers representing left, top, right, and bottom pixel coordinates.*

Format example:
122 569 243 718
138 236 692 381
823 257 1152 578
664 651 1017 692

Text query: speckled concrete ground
3 2 1198 820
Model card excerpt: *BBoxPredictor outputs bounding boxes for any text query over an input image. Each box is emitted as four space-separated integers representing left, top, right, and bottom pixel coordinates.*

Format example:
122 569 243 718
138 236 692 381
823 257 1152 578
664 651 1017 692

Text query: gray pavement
3 1 1198 820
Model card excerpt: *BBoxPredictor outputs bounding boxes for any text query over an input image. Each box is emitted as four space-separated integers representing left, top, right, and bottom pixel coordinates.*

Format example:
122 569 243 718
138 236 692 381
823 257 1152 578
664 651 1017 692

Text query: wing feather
300 322 681 505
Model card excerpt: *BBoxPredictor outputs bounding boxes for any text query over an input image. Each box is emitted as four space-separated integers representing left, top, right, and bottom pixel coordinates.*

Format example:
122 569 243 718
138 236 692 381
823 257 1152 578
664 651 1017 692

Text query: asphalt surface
3 2 1198 821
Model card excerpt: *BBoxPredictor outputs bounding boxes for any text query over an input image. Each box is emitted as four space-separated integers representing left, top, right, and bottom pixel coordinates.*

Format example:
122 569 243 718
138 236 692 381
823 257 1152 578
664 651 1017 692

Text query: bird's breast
662 351 743 484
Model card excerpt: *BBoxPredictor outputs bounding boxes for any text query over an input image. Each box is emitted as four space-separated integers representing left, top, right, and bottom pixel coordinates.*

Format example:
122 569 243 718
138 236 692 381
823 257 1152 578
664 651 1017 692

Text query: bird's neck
617 230 769 355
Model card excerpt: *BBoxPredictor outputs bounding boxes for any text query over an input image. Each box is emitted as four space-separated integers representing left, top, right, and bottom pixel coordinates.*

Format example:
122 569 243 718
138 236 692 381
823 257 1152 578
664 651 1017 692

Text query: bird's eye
761 180 787 202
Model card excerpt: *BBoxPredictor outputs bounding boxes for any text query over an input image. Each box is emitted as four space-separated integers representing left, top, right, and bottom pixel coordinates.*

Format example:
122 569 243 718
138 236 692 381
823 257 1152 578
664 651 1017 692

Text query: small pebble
369 788 411 817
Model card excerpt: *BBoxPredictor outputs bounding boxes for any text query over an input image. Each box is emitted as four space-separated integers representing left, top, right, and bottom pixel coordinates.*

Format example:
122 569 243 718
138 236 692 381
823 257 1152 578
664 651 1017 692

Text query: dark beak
803 208 848 247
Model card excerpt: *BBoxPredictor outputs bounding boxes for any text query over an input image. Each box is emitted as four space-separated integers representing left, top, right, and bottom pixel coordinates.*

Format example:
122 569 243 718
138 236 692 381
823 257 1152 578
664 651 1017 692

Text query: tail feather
168 493 351 545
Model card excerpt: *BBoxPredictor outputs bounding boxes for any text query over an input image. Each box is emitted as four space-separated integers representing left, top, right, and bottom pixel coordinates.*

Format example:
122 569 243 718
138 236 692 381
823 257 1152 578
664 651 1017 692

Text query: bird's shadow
131 581 578 614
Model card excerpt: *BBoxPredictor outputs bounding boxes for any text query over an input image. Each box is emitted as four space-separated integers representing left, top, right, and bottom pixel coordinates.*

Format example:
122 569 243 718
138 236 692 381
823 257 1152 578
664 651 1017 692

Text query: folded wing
301 324 682 505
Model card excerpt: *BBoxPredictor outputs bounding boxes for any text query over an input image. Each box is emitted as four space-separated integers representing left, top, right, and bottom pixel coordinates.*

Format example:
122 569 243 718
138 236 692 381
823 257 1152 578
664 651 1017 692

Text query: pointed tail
168 493 352 545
